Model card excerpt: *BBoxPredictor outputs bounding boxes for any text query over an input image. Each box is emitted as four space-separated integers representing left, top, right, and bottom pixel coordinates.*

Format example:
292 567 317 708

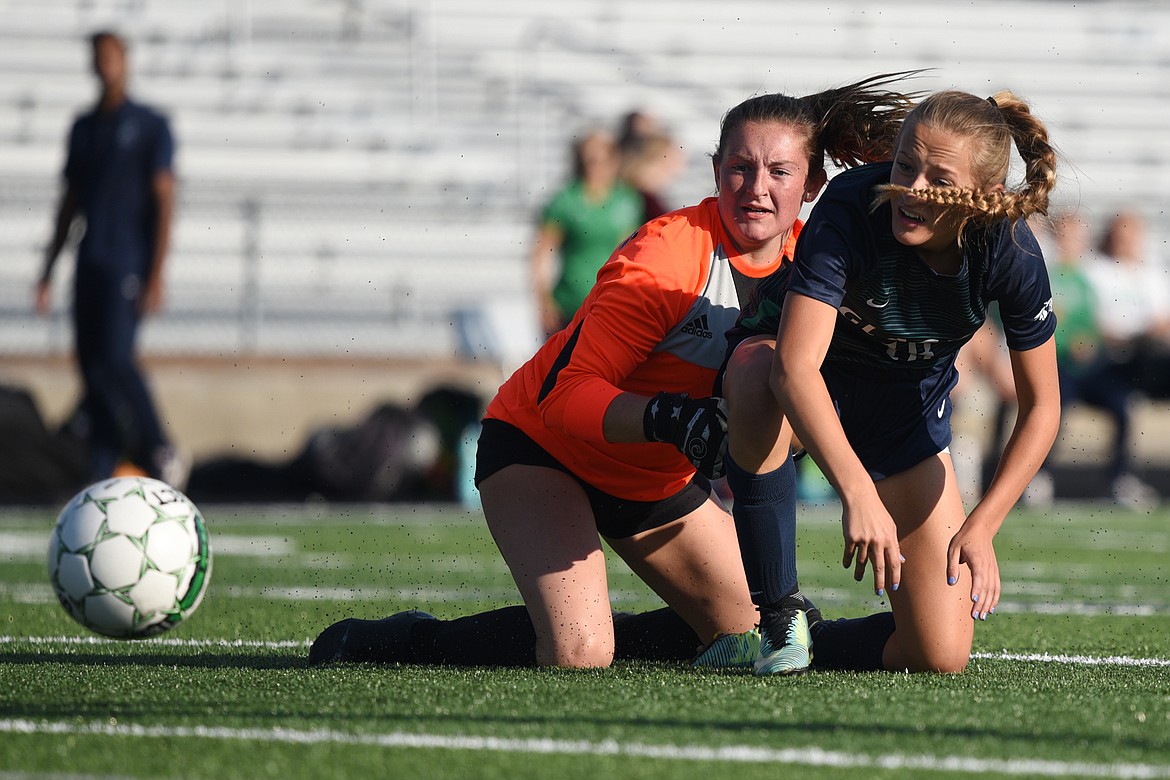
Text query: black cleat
308 609 436 666
801 596 824 630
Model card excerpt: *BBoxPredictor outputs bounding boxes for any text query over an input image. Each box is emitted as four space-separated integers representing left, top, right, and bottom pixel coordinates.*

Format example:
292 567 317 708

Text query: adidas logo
681 314 714 339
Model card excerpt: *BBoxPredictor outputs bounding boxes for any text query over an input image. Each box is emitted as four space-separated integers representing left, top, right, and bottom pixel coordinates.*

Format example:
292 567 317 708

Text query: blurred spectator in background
35 30 186 488
1088 209 1170 401
617 109 683 220
617 109 665 152
1042 211 1157 509
529 129 645 337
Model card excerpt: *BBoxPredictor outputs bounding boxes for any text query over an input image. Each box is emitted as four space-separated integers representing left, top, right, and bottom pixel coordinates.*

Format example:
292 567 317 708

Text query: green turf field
2 501 1168 779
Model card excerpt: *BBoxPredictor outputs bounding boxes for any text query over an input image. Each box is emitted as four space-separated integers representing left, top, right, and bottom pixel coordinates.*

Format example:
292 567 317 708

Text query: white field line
3 635 1170 668
0 635 310 649
2 581 1165 615
0 531 298 558
6 581 1165 616
0 718 1167 778
970 650 1170 668
0 582 651 608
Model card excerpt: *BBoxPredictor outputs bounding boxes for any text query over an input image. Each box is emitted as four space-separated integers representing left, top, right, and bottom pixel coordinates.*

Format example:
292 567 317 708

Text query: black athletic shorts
474 418 713 539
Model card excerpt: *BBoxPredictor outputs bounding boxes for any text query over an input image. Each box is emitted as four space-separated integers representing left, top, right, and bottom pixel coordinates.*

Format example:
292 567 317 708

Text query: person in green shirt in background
530 129 646 336
1040 211 1158 509
1049 213 1101 373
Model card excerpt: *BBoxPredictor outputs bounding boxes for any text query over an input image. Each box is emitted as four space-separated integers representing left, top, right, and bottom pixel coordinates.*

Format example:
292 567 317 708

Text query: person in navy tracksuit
36 30 184 488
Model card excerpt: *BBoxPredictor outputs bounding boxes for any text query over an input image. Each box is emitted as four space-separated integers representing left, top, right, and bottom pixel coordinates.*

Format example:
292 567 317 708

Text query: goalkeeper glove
642 392 729 479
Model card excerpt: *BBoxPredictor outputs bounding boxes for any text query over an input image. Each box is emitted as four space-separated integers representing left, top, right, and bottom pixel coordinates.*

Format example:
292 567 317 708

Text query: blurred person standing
35 30 186 488
1087 209 1170 401
617 109 683 221
616 109 665 152
529 129 645 336
1046 211 1157 508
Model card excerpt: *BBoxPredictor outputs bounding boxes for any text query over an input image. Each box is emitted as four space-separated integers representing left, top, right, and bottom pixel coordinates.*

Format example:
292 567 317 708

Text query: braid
990 90 1058 221
872 89 1058 230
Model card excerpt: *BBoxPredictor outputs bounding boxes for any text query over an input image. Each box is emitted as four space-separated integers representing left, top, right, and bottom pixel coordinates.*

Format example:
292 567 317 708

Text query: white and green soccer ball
47 476 212 638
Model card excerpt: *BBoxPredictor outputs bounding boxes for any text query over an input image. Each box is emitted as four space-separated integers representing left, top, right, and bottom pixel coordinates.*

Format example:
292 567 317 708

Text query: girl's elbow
1049 399 1062 430
1023 398 1062 450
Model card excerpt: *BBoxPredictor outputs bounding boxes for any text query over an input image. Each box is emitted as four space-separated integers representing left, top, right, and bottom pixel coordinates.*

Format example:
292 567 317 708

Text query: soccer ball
47 476 212 638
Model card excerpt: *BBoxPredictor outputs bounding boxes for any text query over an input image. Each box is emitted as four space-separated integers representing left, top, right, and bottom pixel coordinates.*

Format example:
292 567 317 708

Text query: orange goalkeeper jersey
486 197 800 501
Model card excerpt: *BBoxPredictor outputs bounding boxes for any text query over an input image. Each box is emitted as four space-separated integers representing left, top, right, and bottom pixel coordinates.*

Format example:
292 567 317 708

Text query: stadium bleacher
4 0 1170 496
1 0 1168 359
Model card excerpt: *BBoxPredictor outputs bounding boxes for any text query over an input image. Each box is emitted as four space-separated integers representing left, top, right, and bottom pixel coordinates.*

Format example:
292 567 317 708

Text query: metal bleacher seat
2 0 1169 361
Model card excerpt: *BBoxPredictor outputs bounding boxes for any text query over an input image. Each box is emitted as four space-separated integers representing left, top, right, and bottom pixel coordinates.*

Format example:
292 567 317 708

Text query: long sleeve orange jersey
486 197 800 501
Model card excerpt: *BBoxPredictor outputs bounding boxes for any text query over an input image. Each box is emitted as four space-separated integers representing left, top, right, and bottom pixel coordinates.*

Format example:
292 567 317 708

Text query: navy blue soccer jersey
737 162 1056 376
65 99 174 273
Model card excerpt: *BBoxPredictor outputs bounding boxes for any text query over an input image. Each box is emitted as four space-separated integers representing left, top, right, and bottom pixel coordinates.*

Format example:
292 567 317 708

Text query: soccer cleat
754 605 812 676
1021 469 1055 508
1111 473 1159 512
801 596 823 630
152 445 191 491
692 628 761 670
308 609 436 666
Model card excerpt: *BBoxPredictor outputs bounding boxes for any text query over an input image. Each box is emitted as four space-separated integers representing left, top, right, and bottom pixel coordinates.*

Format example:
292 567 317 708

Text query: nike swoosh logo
866 298 890 308
937 400 946 418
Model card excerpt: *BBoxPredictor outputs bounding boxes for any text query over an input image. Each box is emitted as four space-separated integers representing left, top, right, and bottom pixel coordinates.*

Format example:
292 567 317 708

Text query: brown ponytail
714 72 921 175
803 72 923 169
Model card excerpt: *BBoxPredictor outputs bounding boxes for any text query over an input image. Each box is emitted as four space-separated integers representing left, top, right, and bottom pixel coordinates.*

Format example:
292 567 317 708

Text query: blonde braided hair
873 90 1058 230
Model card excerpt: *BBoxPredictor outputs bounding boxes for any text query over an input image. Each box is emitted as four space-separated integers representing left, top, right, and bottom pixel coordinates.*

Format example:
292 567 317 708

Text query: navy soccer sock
809 612 896 671
414 606 537 667
613 607 701 662
415 605 699 666
726 453 800 609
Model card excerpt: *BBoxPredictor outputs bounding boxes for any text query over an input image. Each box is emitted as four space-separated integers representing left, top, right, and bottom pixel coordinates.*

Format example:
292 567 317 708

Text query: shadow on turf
0 651 303 670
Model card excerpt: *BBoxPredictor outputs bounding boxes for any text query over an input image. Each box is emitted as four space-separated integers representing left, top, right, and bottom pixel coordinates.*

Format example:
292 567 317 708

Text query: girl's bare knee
901 647 970 674
538 632 614 669
886 631 971 674
724 340 775 404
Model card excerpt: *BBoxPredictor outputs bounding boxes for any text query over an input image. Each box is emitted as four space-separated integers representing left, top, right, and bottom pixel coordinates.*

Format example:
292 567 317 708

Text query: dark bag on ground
289 403 441 502
0 385 87 504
